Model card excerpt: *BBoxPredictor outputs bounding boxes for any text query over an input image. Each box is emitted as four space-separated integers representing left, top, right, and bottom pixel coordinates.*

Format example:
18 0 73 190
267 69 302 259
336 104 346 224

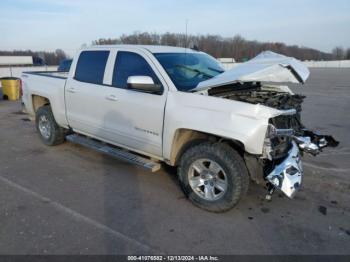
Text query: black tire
178 142 249 212
35 105 65 146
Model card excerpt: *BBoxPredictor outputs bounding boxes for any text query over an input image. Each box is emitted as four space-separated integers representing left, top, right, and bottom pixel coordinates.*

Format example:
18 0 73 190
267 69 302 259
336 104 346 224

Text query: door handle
67 87 76 93
106 94 118 101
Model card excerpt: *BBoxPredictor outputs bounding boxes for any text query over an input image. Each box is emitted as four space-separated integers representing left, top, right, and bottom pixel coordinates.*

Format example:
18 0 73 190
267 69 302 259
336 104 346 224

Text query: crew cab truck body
21 45 338 212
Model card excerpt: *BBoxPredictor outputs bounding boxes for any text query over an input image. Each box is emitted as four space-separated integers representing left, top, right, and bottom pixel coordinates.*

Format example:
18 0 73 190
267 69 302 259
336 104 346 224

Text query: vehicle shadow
97 110 158 254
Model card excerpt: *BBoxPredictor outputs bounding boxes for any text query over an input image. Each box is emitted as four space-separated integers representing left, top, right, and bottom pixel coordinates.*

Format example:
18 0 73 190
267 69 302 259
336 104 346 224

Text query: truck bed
23 71 68 79
21 70 69 128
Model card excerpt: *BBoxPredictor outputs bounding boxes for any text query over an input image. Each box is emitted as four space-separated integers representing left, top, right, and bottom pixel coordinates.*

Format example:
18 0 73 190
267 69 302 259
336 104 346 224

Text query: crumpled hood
193 51 310 92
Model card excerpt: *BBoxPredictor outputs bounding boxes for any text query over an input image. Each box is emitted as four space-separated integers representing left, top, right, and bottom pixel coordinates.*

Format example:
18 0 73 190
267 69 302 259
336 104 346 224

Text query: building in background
0 56 33 66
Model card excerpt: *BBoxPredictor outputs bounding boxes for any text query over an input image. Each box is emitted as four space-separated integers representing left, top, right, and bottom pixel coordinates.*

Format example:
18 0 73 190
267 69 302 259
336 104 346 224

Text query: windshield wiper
207 67 224 73
175 65 213 78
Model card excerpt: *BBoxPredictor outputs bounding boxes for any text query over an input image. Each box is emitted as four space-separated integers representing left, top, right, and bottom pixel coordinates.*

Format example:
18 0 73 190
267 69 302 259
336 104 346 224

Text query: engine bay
207 82 305 112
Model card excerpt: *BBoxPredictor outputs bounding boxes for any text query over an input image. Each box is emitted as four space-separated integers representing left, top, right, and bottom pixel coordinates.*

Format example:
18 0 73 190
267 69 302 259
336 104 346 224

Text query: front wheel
178 142 249 212
35 105 65 146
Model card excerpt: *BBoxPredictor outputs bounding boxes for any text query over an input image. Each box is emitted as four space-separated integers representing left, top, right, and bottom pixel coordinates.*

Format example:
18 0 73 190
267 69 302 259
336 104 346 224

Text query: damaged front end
196 51 339 199
263 109 339 198
209 83 339 198
263 106 339 198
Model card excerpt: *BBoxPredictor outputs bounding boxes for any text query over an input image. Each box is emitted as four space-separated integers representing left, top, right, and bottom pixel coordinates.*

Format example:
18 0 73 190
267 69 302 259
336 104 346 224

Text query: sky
1 0 349 56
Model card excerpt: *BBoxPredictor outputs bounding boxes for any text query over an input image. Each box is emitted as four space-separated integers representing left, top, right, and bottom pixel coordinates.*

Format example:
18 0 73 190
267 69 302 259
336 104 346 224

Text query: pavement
0 68 349 255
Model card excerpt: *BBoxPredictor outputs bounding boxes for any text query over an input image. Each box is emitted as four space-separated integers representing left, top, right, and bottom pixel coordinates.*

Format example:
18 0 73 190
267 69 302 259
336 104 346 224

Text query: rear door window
75 51 109 84
112 51 160 89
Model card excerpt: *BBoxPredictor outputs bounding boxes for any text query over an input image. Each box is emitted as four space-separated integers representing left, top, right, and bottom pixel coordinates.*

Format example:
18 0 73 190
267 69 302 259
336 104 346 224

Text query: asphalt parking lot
0 68 349 255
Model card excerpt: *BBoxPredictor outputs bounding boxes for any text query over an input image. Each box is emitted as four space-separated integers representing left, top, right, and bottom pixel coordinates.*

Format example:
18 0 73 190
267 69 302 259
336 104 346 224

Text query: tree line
1 33 349 64
332 46 350 60
0 49 67 65
92 32 350 61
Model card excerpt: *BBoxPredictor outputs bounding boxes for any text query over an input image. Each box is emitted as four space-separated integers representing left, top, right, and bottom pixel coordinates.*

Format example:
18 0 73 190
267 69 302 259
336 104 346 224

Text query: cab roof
88 44 199 54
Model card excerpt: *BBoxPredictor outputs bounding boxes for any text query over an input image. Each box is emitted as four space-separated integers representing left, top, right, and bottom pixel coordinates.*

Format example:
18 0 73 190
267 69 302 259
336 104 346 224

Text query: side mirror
126 76 162 94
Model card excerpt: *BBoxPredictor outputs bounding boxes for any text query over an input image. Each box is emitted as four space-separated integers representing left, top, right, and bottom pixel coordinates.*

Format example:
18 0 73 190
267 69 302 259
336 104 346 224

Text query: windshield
154 52 224 91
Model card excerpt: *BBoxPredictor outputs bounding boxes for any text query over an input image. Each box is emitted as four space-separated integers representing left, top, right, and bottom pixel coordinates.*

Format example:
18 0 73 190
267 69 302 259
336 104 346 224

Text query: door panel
102 87 166 156
65 50 110 136
102 50 167 157
65 78 111 136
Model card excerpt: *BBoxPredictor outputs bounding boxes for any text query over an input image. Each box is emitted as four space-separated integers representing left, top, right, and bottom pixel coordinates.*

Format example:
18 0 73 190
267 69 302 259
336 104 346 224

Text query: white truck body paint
21 46 302 160
21 73 69 128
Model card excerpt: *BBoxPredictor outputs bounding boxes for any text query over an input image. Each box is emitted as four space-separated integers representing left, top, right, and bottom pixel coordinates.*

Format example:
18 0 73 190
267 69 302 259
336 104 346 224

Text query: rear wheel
35 105 65 146
178 142 249 212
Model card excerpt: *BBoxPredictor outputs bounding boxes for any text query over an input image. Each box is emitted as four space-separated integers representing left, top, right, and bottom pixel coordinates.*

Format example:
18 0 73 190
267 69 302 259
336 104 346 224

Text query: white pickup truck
21 45 338 212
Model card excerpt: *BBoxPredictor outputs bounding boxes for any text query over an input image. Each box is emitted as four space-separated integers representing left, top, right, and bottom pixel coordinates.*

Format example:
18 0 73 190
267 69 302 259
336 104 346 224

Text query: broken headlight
263 124 293 160
266 124 294 138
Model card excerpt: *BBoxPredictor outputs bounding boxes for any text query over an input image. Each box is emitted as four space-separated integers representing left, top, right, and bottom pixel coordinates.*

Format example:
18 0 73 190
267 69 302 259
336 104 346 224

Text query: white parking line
316 151 350 156
0 175 160 253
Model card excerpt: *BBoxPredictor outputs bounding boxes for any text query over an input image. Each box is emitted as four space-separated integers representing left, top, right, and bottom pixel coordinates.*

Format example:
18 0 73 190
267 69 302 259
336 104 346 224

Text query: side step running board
66 134 161 172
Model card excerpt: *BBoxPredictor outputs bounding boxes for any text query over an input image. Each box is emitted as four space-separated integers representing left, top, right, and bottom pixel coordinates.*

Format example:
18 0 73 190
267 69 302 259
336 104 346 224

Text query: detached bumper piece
266 141 303 198
294 129 339 156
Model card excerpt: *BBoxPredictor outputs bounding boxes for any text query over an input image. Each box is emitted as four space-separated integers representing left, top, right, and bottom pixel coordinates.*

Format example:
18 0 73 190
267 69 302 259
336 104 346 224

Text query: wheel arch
32 95 50 113
169 128 245 166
